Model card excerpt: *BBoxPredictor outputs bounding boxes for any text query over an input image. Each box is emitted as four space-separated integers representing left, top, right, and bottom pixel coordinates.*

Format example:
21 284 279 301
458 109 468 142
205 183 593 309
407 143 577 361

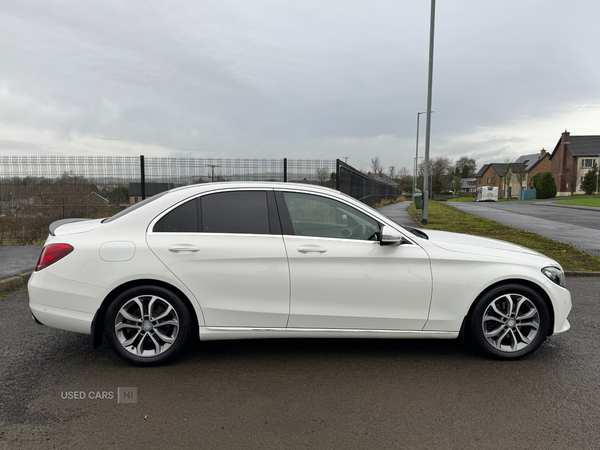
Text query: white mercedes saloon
28 182 571 365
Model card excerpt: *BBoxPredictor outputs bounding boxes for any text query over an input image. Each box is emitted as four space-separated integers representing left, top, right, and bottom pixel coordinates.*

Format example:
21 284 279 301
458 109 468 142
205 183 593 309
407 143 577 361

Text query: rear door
146 189 290 328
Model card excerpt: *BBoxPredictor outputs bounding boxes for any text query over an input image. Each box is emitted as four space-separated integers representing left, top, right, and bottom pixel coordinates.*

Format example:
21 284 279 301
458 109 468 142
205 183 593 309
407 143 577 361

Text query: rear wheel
470 284 550 360
104 286 192 366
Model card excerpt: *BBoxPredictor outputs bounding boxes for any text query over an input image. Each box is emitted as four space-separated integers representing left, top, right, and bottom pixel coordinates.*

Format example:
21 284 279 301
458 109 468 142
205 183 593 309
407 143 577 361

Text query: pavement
376 200 421 227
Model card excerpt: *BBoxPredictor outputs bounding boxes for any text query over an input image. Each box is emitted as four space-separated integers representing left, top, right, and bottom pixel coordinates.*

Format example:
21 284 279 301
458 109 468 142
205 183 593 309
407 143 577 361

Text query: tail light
35 244 74 271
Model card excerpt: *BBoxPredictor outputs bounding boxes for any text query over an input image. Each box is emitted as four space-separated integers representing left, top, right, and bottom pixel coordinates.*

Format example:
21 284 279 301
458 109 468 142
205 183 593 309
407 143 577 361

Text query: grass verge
555 198 600 207
409 201 600 272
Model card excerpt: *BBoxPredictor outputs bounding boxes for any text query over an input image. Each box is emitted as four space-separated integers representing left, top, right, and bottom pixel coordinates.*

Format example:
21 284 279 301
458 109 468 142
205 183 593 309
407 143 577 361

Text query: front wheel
470 284 550 360
104 286 192 366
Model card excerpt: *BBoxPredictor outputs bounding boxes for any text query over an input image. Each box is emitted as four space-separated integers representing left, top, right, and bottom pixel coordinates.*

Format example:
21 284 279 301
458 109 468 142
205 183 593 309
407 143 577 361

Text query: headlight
542 266 566 287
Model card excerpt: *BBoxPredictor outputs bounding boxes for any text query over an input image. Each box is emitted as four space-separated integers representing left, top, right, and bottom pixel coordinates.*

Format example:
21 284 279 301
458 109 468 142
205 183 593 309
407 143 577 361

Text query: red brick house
549 131 600 196
514 149 551 190
476 163 508 197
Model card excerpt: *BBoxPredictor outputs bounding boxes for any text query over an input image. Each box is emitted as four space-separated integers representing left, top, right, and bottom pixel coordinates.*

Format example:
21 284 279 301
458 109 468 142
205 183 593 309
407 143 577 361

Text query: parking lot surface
1 278 599 449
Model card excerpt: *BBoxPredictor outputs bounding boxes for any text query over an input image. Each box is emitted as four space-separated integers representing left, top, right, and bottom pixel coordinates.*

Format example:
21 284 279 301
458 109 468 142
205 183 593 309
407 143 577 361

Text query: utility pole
205 164 221 182
422 0 436 225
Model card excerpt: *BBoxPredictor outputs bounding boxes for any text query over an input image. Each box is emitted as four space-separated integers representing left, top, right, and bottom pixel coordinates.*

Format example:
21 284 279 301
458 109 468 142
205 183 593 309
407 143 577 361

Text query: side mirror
380 225 403 246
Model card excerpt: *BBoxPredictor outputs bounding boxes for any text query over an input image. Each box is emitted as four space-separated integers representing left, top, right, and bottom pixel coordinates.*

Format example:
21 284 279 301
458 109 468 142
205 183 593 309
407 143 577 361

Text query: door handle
168 244 200 253
297 245 327 254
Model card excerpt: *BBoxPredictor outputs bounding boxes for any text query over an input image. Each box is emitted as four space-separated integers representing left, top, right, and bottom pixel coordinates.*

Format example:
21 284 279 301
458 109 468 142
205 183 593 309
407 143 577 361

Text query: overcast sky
1 0 599 172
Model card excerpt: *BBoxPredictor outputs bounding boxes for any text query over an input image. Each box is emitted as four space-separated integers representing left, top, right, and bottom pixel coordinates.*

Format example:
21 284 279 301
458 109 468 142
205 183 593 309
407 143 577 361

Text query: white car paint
28 182 571 362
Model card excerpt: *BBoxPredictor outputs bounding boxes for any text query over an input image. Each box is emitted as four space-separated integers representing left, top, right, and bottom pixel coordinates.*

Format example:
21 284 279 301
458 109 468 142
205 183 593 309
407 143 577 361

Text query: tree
452 171 462 196
502 163 513 200
455 157 477 178
388 165 397 181
315 168 329 186
531 172 542 189
536 172 557 199
371 156 383 175
514 164 527 197
581 163 598 195
429 156 453 195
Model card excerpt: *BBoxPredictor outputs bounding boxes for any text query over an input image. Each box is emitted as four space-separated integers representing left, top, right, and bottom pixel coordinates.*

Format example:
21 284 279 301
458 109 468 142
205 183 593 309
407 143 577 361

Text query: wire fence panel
336 160 402 206
0 156 340 244
0 156 401 244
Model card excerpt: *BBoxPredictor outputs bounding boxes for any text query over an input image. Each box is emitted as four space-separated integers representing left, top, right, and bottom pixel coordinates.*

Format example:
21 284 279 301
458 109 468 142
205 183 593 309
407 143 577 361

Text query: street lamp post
422 0 436 225
413 111 431 193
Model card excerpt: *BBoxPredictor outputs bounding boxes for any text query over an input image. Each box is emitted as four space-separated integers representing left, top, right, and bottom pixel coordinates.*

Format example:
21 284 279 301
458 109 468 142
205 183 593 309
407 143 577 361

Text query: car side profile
28 182 571 365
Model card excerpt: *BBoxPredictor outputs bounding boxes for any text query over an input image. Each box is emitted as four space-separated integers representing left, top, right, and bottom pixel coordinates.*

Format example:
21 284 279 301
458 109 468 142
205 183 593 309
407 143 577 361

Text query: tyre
104 286 192 366
470 284 550 360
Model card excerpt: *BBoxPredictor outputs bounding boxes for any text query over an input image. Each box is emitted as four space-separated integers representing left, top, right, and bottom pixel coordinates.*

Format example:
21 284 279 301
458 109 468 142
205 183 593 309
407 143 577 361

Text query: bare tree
388 165 397 180
430 156 453 195
514 163 527 198
503 160 513 200
371 156 383 175
315 167 329 186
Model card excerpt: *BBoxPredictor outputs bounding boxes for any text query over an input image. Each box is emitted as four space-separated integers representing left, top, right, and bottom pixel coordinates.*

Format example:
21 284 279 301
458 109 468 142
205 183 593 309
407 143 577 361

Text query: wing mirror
380 225 406 246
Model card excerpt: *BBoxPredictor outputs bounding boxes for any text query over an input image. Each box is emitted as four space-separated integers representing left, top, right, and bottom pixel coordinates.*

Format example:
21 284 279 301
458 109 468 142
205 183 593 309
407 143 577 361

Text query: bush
581 163 598 195
536 172 557 199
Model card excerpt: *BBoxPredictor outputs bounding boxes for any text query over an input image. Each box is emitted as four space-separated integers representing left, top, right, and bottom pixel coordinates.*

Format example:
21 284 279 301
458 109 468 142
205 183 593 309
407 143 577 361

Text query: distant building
549 130 600 195
447 178 476 193
129 182 176 204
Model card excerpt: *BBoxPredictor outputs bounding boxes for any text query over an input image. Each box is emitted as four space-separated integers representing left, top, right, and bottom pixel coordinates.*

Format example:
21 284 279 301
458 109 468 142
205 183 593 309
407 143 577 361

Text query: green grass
409 201 600 272
443 196 475 202
555 197 600 207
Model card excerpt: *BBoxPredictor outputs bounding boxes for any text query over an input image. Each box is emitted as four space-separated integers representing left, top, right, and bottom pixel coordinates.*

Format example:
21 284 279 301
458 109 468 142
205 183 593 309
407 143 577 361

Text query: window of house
582 159 594 168
487 178 490 184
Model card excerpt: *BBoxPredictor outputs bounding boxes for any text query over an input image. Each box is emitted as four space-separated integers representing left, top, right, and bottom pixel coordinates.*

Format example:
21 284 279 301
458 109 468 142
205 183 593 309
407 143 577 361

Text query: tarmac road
1 278 599 449
445 200 600 257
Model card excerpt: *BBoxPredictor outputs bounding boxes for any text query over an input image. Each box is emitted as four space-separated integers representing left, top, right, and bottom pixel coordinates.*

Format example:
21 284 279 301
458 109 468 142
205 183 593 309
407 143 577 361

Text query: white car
28 182 571 365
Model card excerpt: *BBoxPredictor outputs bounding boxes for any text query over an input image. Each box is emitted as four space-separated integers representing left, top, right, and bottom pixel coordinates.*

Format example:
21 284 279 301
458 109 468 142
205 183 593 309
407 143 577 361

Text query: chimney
562 130 570 144
367 172 372 177
540 148 546 157
378 171 382 177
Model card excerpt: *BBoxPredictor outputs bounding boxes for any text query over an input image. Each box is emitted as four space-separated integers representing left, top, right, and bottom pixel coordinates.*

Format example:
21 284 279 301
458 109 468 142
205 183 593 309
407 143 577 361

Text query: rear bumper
29 302 94 334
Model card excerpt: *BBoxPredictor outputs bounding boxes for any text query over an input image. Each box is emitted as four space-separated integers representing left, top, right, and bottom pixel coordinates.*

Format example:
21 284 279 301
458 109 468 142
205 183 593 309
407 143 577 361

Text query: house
549 130 600 196
447 178 476 194
475 164 510 198
129 182 176 204
367 172 399 187
514 149 551 190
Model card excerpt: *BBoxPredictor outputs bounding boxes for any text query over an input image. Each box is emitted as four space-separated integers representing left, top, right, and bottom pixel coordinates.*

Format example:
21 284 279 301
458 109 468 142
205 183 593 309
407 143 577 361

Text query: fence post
140 155 146 200
336 159 340 191
283 158 287 182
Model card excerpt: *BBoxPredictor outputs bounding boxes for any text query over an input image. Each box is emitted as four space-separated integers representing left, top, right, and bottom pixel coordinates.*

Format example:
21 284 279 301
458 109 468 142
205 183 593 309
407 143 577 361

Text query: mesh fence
0 156 399 244
0 156 338 244
336 160 403 206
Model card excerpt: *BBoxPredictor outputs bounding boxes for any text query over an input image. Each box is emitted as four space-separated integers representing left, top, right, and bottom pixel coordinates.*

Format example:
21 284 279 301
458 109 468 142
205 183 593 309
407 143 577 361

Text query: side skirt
199 327 458 341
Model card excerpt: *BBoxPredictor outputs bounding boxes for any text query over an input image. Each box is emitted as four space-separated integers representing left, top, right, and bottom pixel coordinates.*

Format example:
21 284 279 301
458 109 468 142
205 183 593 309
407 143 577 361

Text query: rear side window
153 199 198 232
201 191 270 234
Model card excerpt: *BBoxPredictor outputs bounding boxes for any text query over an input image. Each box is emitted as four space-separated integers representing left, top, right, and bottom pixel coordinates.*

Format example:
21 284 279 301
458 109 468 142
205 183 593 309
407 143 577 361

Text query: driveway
445 200 600 257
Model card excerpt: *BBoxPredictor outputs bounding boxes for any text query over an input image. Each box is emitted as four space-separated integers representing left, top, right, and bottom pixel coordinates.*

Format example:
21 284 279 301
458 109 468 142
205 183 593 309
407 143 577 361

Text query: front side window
582 159 594 168
282 192 379 241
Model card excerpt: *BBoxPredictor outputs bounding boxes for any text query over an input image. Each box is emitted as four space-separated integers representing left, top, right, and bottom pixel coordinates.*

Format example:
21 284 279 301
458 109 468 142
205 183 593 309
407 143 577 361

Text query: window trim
274 189 382 241
148 189 281 235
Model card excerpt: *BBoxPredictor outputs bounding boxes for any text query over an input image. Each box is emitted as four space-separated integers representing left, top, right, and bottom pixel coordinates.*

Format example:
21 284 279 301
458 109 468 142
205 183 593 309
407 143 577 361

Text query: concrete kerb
0 272 32 294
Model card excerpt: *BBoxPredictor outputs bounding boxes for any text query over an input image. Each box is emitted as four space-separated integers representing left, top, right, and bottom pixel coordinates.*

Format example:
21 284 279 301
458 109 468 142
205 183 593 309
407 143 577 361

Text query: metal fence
0 156 399 244
336 160 403 206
